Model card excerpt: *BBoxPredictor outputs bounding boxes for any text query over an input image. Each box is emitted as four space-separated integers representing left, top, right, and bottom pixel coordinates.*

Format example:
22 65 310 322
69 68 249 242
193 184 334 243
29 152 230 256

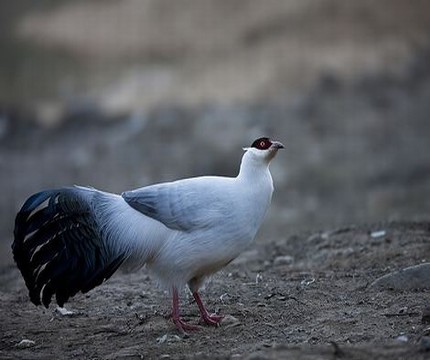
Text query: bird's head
243 137 285 163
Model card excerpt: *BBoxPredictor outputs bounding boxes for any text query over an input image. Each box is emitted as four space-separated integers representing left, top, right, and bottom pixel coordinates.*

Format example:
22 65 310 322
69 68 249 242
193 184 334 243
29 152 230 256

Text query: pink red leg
193 291 223 326
171 287 200 333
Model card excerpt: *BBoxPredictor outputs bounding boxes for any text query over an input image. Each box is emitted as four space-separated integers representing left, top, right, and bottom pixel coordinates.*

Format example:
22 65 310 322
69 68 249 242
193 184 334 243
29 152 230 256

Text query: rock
156 334 182 344
370 263 430 291
219 293 230 303
222 315 242 329
16 339 36 348
55 306 75 316
395 335 408 342
300 278 316 287
255 273 263 284
370 230 386 238
156 334 168 344
221 315 240 325
273 255 294 266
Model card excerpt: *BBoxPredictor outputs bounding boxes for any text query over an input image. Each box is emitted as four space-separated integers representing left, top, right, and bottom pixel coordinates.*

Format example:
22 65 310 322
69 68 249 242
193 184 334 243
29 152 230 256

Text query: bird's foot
172 316 200 334
192 291 224 327
200 311 224 327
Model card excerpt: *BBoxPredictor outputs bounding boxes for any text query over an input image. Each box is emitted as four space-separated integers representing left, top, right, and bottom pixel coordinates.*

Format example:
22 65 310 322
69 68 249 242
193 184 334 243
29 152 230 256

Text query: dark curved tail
13 187 126 308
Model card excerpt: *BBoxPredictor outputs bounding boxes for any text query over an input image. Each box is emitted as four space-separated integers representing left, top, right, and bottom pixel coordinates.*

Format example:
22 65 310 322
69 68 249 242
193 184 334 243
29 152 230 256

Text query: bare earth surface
1 1 430 359
1 221 430 359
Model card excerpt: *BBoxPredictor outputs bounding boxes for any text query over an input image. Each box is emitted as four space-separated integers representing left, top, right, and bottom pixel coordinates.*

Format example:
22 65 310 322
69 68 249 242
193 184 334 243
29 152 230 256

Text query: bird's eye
251 137 272 150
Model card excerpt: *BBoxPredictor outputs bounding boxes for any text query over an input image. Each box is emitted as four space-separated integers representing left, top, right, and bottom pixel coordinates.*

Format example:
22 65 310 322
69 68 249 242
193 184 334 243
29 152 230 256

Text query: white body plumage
13 137 283 332
95 147 275 292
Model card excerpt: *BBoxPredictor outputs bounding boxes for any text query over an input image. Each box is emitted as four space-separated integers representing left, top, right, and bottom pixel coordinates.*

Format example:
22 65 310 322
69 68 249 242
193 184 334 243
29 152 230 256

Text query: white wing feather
122 177 235 231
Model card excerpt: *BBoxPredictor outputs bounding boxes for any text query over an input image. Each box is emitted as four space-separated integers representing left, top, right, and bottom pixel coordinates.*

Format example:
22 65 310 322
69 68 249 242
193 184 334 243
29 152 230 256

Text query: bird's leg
192 291 223 326
171 287 199 333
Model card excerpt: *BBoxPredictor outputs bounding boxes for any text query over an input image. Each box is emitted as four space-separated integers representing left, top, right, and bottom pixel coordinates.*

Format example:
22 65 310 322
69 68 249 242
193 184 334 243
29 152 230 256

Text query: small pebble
156 334 182 344
255 273 263 284
273 255 294 266
16 339 36 348
222 315 242 330
55 306 75 316
370 230 386 238
301 278 315 286
221 315 240 325
219 293 229 303
396 335 408 342
156 334 168 344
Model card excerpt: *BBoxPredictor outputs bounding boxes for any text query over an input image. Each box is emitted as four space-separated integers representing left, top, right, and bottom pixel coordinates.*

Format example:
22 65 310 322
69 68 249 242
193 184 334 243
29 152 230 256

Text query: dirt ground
1 1 430 359
1 221 430 359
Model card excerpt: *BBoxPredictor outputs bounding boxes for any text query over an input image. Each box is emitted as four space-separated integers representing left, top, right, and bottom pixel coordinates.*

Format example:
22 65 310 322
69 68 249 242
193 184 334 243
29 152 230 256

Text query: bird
12 137 284 333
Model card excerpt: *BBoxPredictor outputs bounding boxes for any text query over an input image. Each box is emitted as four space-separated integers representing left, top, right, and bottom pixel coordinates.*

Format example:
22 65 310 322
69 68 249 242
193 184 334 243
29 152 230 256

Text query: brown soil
1 221 430 359
1 1 430 359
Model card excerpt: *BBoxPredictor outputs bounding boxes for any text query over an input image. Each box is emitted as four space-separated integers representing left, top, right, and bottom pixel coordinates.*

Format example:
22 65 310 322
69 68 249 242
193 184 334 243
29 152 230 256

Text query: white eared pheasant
13 137 284 333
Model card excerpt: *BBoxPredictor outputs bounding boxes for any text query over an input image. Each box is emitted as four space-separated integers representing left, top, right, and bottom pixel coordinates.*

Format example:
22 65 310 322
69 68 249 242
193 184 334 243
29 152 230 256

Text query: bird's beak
270 141 285 150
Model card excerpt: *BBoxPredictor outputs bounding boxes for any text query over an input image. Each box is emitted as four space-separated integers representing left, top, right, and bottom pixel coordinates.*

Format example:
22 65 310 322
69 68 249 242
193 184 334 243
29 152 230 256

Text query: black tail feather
13 187 126 308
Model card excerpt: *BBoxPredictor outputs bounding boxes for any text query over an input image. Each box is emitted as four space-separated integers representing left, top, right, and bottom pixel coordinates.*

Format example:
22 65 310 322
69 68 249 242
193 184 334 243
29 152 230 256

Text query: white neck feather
237 148 271 180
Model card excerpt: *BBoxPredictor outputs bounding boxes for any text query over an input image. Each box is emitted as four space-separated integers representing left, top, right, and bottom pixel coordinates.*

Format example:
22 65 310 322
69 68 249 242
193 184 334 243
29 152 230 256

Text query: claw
200 312 224 326
171 287 224 334
172 287 201 334
172 316 200 334
193 292 223 327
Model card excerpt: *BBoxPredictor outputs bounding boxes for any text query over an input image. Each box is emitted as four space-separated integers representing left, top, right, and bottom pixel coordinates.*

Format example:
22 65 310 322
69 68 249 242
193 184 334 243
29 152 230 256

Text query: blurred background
1 0 430 266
